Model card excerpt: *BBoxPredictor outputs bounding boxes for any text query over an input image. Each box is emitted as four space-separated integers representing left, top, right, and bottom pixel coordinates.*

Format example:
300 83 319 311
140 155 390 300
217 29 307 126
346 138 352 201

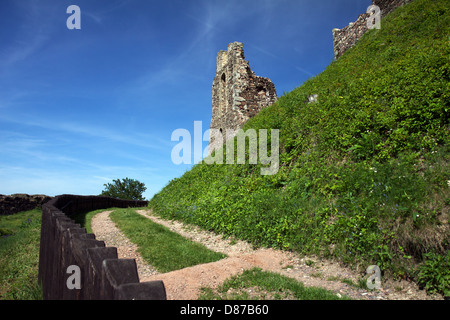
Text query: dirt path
90 209 443 300
90 210 158 278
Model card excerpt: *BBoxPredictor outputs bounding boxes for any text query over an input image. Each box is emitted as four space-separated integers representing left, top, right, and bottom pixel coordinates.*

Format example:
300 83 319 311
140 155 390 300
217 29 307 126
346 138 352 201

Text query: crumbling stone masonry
332 0 415 60
209 42 277 154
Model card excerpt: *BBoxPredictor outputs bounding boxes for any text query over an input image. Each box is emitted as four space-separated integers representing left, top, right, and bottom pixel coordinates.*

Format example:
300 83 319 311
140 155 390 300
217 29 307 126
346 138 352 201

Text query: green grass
0 209 43 300
109 208 227 273
199 268 350 300
149 0 450 295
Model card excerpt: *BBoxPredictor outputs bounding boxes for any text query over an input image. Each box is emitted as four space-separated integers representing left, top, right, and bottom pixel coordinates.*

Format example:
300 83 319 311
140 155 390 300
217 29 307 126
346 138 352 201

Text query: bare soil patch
90 209 443 300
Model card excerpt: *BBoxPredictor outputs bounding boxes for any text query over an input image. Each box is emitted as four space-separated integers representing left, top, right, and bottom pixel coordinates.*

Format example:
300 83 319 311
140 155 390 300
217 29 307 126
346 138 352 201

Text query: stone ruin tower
209 42 277 154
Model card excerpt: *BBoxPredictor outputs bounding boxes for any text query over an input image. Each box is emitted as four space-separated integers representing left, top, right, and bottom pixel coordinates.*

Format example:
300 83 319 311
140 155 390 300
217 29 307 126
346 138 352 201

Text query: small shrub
416 251 450 297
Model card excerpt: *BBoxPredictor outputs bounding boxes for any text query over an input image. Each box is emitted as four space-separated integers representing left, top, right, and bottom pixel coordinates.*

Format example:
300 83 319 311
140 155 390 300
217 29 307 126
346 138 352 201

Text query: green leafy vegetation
0 209 43 300
416 251 450 297
199 267 350 300
109 208 227 272
150 0 449 296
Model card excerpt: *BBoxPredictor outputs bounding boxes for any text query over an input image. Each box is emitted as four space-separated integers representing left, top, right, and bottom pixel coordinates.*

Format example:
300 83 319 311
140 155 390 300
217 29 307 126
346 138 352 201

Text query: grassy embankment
0 209 42 300
149 0 450 297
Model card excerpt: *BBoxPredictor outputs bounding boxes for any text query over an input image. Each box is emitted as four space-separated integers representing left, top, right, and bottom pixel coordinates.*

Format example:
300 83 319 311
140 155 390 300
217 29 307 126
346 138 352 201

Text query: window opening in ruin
256 86 266 95
219 74 227 116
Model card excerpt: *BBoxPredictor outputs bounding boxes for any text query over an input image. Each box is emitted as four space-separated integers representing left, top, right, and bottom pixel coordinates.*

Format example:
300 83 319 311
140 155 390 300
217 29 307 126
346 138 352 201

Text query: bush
100 177 147 200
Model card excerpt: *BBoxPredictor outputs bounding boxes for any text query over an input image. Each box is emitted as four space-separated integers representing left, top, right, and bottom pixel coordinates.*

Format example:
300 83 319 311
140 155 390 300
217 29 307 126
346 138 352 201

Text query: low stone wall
0 194 52 216
38 194 166 300
332 12 371 60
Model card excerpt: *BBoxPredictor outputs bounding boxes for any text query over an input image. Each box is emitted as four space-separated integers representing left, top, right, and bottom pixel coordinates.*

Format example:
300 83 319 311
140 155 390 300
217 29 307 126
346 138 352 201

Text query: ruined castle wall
209 42 277 154
0 194 52 215
332 0 414 60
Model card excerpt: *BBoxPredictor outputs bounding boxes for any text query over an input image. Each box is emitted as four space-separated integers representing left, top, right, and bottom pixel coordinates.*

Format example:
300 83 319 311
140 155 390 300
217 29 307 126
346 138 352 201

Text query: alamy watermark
66 265 81 290
171 121 279 176
366 265 382 290
367 5 381 30
66 5 81 30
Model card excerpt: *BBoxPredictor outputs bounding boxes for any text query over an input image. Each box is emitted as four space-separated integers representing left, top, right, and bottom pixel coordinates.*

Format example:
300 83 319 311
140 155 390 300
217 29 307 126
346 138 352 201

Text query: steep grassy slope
150 0 449 294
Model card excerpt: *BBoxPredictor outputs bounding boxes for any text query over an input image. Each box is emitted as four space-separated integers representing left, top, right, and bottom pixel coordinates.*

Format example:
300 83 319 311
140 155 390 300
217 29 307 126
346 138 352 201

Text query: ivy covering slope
150 0 449 293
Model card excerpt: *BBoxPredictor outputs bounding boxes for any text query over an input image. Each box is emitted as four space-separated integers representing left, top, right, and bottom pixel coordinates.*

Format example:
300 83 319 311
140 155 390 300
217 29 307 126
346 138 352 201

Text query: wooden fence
38 194 166 300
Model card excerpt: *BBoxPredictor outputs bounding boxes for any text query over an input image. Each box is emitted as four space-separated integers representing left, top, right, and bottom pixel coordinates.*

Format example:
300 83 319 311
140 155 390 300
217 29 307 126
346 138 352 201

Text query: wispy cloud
295 66 316 78
248 44 315 78
82 0 135 26
249 44 280 60
0 112 170 151
0 1 58 72
60 121 169 150
0 165 105 196
83 10 103 25
0 35 48 70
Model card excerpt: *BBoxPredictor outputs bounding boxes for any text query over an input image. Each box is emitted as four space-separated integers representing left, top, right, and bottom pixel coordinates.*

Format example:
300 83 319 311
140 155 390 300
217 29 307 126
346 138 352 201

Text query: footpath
90 209 442 300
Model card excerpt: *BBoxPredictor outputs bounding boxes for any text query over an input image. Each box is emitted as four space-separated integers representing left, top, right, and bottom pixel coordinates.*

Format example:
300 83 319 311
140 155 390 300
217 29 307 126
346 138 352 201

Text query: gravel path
90 210 158 278
90 209 443 301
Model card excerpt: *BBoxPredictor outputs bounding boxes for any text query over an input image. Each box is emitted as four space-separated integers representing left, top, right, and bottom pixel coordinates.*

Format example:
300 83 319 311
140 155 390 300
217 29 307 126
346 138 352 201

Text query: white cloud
295 66 316 78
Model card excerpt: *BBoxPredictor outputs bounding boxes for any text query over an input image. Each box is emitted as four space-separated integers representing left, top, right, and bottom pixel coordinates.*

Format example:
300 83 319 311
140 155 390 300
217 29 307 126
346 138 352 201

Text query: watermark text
171 121 279 175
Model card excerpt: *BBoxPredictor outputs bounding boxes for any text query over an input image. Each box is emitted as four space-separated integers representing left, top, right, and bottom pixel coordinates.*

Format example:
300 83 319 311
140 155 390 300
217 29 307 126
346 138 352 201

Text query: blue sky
0 0 371 199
